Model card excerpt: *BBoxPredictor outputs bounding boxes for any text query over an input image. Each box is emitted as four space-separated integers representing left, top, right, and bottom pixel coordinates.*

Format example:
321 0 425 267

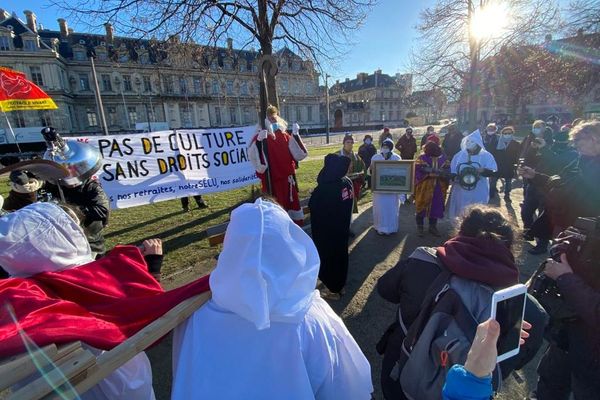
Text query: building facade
328 70 413 128
0 10 321 141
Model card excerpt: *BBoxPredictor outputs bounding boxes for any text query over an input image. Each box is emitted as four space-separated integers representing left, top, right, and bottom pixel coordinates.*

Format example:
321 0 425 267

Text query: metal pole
325 74 330 144
89 54 109 135
2 110 22 153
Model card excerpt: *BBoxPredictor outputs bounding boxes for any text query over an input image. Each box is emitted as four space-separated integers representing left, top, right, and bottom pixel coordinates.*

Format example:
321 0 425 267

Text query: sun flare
470 2 509 41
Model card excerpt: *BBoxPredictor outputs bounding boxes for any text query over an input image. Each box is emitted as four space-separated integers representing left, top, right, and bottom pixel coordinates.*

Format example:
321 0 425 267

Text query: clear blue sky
3 0 571 82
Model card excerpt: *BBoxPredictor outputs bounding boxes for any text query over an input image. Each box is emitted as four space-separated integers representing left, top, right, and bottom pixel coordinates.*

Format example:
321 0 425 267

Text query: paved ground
149 182 548 399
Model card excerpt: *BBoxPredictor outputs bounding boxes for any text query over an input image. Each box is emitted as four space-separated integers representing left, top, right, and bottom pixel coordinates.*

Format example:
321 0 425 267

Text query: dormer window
74 49 86 61
0 35 10 51
23 39 37 51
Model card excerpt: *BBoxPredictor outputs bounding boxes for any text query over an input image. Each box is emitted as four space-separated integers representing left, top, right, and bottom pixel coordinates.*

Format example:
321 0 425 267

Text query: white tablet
490 283 527 362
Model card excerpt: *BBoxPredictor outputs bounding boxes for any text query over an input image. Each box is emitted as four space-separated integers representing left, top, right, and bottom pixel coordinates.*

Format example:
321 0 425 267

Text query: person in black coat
441 125 463 161
491 126 521 203
309 154 354 300
376 205 548 400
45 178 110 257
358 135 377 189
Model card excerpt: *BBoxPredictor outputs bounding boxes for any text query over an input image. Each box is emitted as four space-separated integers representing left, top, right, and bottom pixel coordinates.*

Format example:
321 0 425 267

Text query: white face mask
486 130 496 135
532 127 543 136
502 134 513 141
365 139 372 145
381 148 390 155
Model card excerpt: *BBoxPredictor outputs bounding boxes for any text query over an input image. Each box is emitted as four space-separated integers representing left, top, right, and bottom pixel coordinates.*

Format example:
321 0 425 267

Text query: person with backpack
376 205 547 400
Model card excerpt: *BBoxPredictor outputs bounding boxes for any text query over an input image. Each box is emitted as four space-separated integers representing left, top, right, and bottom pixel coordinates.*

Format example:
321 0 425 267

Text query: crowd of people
0 116 599 400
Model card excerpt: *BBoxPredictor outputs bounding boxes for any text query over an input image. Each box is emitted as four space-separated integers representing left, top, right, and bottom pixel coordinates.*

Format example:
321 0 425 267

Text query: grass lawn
0 142 372 277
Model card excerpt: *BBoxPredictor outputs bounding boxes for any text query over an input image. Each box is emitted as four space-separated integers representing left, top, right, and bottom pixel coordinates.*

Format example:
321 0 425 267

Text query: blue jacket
442 365 492 400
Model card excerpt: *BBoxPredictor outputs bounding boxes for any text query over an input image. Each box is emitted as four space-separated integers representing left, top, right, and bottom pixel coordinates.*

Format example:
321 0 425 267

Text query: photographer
531 252 600 399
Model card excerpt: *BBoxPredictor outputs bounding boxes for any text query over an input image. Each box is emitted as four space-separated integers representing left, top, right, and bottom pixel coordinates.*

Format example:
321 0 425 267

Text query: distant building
327 70 413 128
0 9 321 139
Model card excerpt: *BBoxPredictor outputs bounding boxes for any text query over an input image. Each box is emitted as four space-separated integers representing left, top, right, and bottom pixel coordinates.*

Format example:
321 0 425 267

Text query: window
193 77 203 94
119 52 129 63
107 106 118 126
307 106 313 121
179 104 193 128
101 74 112 91
87 109 98 126
29 66 44 86
239 62 246 72
296 106 302 122
215 106 222 125
79 74 90 91
143 76 152 92
139 53 150 64
123 75 132 91
24 40 37 51
74 50 86 61
240 81 248 96
230 107 237 124
165 76 174 94
243 107 250 123
13 110 25 128
212 79 219 95
179 77 187 94
281 78 288 94
224 59 232 70
97 51 108 62
226 80 234 95
39 111 52 127
128 106 137 125
306 81 313 95
0 36 10 51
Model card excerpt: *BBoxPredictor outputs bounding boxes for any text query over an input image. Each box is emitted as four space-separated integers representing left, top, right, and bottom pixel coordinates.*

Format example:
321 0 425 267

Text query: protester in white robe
0 202 155 400
370 139 402 235
447 130 498 219
171 198 373 400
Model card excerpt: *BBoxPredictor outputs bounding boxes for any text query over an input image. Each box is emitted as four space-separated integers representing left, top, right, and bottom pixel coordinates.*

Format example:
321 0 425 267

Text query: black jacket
46 179 110 254
376 254 548 399
494 140 521 179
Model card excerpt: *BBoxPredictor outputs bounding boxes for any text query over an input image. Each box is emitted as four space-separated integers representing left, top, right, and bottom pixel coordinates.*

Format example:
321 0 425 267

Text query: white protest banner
72 126 259 209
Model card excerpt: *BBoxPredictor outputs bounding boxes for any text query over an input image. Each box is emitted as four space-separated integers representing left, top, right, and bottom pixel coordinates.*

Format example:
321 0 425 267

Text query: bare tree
409 0 559 128
54 0 376 122
564 0 600 33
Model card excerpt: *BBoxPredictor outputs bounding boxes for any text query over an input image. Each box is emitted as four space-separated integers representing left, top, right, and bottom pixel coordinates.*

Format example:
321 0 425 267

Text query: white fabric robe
171 199 372 400
448 130 498 219
370 152 402 234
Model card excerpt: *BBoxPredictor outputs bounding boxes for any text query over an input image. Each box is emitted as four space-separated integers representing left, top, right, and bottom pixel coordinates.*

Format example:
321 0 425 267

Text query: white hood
210 198 320 330
0 202 93 277
461 129 485 151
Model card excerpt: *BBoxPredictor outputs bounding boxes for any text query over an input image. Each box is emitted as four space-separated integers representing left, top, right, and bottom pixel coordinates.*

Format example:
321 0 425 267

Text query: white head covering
461 129 485 151
210 198 320 330
0 202 93 277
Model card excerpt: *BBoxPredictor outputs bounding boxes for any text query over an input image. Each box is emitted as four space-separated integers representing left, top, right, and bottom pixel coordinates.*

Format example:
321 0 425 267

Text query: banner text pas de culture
73 126 259 209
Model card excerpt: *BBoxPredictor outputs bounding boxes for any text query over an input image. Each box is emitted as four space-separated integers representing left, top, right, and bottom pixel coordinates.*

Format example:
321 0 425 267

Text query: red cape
0 246 210 358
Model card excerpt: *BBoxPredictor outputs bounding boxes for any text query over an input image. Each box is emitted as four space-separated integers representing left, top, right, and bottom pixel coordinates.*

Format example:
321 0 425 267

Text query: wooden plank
0 345 58 391
205 221 229 237
68 292 211 399
9 348 95 400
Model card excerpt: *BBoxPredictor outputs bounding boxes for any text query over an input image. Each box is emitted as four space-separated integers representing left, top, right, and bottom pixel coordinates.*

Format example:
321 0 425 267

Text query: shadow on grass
105 209 184 239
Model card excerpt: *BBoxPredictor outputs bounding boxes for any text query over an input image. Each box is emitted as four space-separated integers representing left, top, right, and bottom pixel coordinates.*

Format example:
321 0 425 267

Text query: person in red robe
248 105 308 225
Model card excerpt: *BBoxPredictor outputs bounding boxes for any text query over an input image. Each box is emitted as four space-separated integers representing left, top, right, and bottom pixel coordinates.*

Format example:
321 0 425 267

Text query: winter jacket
442 365 492 400
45 179 110 254
358 143 377 169
494 140 520 179
442 133 462 161
395 134 418 160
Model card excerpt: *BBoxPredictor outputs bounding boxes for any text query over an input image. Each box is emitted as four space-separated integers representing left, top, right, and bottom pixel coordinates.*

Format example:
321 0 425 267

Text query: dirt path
149 185 546 399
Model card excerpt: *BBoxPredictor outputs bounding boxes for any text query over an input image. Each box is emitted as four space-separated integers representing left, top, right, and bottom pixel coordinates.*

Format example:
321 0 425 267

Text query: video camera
528 217 600 344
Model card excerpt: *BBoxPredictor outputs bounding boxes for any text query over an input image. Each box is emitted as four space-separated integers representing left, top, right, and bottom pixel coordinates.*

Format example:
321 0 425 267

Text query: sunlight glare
470 2 509 41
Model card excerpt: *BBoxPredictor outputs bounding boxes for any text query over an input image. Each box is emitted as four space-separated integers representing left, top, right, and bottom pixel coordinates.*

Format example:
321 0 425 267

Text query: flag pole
2 110 22 153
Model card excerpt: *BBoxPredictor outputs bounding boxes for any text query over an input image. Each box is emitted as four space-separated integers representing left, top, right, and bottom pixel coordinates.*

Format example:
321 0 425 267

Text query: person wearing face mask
340 134 365 211
370 139 402 235
414 140 450 237
358 135 377 189
395 127 418 160
490 126 520 203
447 130 497 220
442 125 463 161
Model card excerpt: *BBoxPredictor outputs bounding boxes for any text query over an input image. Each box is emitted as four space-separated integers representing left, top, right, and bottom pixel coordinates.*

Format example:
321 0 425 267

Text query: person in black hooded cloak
309 154 354 299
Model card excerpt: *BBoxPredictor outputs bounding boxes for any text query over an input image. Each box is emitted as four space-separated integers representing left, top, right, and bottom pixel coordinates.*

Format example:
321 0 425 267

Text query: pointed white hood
461 129 485 151
210 198 320 330
0 202 93 277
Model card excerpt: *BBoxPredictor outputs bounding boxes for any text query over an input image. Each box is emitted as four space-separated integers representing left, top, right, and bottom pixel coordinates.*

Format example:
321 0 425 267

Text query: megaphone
41 127 103 187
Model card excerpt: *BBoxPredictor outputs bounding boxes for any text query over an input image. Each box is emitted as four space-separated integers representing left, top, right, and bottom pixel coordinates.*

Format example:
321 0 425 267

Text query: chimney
104 22 114 44
0 9 10 20
227 38 233 50
24 10 37 33
58 18 69 38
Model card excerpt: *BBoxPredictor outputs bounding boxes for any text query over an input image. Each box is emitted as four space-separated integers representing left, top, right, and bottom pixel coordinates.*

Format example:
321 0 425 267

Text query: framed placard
371 160 415 193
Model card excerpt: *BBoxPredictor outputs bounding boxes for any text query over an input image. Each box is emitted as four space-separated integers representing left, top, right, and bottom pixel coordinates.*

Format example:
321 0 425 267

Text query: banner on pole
73 126 259 209
0 67 58 112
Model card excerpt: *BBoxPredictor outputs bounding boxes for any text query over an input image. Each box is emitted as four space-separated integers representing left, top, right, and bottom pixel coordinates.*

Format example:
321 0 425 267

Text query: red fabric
436 236 519 287
0 246 210 358
426 135 440 145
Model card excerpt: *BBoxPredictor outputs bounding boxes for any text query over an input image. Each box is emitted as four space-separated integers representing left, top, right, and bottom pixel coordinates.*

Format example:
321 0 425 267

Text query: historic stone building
0 10 321 141
328 70 413 128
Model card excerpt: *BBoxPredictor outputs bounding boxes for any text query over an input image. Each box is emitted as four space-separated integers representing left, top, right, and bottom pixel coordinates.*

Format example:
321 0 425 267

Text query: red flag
0 66 58 112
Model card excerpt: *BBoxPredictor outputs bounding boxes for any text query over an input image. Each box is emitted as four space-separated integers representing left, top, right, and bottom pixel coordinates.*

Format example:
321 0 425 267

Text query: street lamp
87 48 109 135
325 74 331 144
